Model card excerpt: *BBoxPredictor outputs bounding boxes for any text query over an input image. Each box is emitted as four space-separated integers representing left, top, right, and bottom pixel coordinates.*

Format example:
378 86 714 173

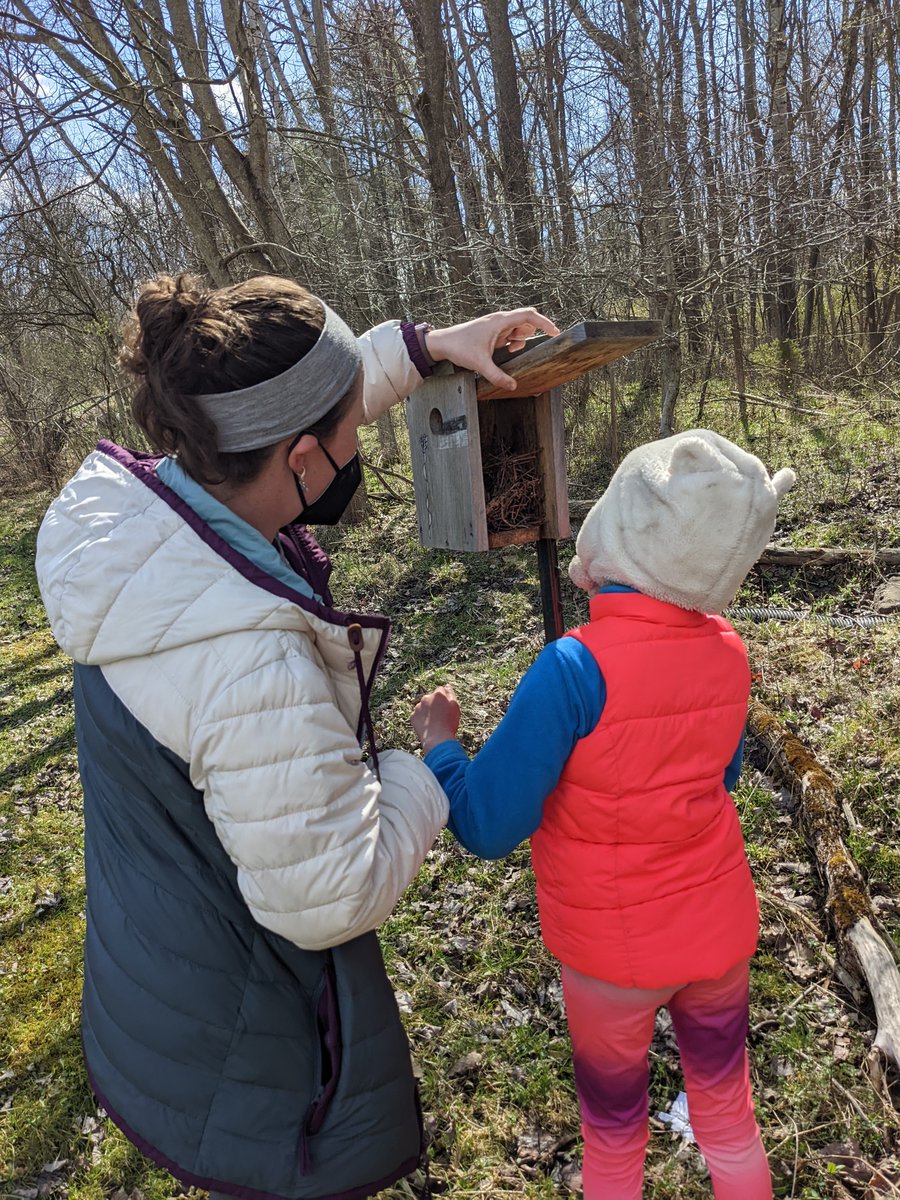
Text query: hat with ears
568 429 797 613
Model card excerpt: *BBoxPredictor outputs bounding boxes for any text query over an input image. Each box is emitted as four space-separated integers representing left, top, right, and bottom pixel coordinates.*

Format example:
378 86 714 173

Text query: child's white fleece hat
568 429 796 613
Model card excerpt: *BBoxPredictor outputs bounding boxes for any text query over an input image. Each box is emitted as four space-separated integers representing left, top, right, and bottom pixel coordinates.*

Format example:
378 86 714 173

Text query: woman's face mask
294 440 362 525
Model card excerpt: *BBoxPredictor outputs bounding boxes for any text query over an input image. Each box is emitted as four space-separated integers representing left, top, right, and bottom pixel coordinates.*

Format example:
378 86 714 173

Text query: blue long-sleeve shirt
425 591 746 860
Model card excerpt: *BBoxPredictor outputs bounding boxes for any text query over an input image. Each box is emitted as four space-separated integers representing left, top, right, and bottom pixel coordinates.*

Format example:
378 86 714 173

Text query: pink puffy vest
530 592 759 988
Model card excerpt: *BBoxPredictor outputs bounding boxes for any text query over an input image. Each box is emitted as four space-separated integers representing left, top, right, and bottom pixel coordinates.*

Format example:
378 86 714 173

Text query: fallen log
758 547 900 568
724 391 826 417
748 699 900 1072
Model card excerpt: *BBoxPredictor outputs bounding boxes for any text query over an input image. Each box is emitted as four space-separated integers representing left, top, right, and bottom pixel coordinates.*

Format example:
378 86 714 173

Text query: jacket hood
35 444 387 669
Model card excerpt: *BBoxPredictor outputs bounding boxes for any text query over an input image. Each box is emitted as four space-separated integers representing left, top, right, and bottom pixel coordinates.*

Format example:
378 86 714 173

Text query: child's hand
411 686 461 755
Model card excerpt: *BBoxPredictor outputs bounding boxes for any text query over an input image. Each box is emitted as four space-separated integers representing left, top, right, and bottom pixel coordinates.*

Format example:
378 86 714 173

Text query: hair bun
139 272 206 340
120 273 208 379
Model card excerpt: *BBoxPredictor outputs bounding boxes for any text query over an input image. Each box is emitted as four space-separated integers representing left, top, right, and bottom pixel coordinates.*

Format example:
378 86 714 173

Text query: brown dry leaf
783 942 822 982
817 1142 870 1187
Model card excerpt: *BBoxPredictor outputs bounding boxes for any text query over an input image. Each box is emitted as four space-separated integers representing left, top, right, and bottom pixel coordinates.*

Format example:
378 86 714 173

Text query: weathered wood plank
533 386 570 540
476 321 662 400
404 370 487 551
488 527 541 548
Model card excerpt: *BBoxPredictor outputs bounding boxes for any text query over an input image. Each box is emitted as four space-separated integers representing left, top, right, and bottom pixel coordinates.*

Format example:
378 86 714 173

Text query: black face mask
292 438 362 525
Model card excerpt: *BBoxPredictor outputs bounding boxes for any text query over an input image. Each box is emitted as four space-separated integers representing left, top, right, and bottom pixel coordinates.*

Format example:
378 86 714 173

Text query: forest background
1 0 899 470
1 0 900 1198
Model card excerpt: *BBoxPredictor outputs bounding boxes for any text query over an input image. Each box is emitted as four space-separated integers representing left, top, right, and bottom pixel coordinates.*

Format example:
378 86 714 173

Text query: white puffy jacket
36 321 449 952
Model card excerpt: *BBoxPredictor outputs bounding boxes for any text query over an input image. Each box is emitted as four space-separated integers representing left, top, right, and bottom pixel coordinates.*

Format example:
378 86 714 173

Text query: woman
35 274 557 1200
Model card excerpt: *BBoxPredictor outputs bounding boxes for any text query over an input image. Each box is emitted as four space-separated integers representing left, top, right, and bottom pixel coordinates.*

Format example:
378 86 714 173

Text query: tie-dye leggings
561 959 772 1199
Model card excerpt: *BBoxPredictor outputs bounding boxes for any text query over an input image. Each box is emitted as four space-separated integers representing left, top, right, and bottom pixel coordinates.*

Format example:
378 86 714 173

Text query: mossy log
748 699 900 1071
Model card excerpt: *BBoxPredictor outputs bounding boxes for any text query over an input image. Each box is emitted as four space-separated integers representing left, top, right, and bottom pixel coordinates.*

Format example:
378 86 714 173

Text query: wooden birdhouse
405 321 661 553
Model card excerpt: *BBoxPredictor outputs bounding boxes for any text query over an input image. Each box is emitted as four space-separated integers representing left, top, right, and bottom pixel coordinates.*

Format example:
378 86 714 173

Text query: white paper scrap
656 1091 695 1144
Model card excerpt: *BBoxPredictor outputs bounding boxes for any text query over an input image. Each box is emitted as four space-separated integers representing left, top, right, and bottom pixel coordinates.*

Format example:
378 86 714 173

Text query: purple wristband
401 320 435 378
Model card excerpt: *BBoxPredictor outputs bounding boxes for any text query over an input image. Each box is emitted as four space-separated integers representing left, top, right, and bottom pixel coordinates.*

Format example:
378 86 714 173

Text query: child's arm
413 638 604 859
724 728 746 792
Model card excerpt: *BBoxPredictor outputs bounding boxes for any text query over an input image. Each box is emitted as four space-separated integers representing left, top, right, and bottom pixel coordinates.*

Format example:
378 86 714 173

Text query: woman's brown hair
120 273 353 486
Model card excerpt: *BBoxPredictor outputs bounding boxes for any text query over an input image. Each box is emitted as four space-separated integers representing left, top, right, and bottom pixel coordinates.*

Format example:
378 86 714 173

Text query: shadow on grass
0 686 73 732
0 642 67 688
0 890 79 946
0 725 76 789
372 544 580 690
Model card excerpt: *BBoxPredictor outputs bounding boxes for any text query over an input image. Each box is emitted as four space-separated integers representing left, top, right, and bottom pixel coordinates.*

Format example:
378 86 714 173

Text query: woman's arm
192 650 448 950
359 309 559 424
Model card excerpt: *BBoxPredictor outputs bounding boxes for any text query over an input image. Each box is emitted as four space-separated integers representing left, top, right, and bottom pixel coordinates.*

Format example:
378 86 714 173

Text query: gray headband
194 300 362 453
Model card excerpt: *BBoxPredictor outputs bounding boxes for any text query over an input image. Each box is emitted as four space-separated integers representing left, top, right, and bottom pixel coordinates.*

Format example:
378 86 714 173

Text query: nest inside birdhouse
481 439 544 543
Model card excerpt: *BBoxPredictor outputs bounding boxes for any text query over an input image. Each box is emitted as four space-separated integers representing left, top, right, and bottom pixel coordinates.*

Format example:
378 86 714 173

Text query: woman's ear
287 433 319 476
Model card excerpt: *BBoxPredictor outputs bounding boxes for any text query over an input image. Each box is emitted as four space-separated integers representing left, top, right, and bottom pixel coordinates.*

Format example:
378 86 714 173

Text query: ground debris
874 578 900 614
447 1051 484 1080
814 1141 900 1195
514 1124 579 1171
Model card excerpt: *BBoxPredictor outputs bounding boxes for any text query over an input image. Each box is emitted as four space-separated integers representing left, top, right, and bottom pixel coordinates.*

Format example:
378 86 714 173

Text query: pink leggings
561 960 772 1200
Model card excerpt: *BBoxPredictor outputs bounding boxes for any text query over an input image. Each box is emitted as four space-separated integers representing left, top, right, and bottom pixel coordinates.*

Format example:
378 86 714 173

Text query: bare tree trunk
401 0 478 316
766 0 800 373
619 0 681 435
283 0 378 322
482 0 543 303
444 0 505 301
800 0 862 350
569 0 682 436
735 0 774 345
859 0 884 361
664 0 705 361
519 0 578 259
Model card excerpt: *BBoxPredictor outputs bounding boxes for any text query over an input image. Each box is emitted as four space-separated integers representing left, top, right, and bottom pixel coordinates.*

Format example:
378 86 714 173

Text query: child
411 429 795 1200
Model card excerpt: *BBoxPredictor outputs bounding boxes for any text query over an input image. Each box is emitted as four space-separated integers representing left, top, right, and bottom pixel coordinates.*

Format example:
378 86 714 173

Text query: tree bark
401 0 478 315
569 0 682 435
765 0 800 368
482 0 543 303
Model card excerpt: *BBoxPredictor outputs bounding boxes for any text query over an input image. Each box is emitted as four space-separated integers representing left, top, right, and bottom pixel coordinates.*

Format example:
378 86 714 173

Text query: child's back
412 429 796 1200
534 591 757 989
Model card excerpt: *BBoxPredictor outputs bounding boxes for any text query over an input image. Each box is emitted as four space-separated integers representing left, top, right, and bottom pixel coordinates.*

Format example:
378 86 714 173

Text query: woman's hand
411 685 461 755
426 309 560 392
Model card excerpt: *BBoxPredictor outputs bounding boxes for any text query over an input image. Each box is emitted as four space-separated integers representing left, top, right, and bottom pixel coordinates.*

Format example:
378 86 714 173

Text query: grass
2 381 899 1199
